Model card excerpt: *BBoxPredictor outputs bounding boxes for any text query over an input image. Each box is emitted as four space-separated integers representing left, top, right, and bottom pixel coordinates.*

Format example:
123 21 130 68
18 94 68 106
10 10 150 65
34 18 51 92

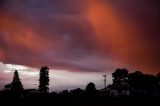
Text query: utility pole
103 75 107 92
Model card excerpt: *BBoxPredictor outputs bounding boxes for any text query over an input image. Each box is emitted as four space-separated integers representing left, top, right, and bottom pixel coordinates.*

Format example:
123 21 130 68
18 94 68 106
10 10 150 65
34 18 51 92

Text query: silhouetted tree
4 83 12 91
11 70 24 94
143 74 156 89
128 71 144 91
112 69 129 86
38 66 49 93
85 82 97 95
157 72 160 84
60 90 69 96
155 72 160 92
129 71 157 96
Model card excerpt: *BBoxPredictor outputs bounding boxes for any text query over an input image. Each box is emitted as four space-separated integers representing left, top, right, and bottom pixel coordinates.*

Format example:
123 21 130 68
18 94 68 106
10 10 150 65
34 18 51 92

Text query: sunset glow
0 0 160 90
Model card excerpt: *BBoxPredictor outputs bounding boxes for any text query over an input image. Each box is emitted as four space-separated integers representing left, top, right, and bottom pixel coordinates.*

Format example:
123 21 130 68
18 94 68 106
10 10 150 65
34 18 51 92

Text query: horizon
1 62 159 92
0 62 113 91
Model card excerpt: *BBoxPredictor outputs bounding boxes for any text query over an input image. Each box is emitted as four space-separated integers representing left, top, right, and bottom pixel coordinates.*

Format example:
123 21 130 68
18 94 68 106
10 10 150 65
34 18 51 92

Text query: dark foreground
0 93 160 106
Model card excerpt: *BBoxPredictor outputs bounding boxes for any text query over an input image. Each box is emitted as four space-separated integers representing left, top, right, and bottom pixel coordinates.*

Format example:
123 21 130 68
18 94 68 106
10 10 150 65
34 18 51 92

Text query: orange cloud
86 1 158 73
0 12 55 53
0 0 160 74
0 50 5 60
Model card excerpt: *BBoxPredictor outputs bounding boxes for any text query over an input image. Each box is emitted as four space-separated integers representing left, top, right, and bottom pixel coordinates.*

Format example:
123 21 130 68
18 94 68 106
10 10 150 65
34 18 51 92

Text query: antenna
103 75 107 92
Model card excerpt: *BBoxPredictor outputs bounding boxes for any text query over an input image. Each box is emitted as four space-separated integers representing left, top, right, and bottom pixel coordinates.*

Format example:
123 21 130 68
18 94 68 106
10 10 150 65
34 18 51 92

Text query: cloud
0 62 112 91
0 0 160 74
0 0 120 73
85 0 160 73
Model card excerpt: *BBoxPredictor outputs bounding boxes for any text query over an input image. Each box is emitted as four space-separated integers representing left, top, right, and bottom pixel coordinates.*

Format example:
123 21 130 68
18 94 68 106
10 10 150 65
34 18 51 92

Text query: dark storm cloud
0 0 5 7
0 0 118 72
0 0 160 74
113 0 160 73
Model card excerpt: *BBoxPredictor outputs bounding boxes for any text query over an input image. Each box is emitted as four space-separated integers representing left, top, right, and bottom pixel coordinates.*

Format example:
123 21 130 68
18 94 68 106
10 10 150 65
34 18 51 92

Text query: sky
0 0 160 91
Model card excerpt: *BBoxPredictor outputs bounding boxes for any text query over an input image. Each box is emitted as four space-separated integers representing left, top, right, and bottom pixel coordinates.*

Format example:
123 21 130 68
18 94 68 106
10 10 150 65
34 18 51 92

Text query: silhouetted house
109 89 119 97
60 90 69 95
130 87 160 96
24 89 39 96
106 84 130 97
129 84 159 96
70 88 85 96
150 88 160 96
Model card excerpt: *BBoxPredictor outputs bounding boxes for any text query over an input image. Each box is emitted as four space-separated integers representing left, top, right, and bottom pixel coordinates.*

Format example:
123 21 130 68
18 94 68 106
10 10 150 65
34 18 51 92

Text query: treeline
109 69 160 96
53 69 160 97
1 67 160 106
2 67 160 97
4 66 49 94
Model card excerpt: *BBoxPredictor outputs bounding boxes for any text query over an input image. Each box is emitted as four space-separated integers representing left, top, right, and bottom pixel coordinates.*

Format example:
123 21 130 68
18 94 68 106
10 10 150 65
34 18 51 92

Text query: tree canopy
38 66 50 93
11 70 24 94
